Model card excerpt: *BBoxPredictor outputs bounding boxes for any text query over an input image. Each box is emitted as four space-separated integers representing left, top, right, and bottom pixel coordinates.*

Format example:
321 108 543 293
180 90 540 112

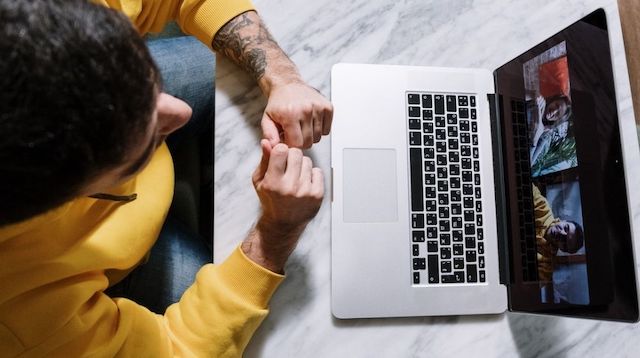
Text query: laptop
330 9 639 321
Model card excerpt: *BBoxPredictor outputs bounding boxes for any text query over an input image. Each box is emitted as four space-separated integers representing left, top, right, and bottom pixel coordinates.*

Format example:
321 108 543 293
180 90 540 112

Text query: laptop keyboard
407 92 486 285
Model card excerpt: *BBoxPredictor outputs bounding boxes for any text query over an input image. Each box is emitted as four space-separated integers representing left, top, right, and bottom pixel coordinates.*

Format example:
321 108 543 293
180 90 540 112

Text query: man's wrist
257 65 304 97
241 217 306 273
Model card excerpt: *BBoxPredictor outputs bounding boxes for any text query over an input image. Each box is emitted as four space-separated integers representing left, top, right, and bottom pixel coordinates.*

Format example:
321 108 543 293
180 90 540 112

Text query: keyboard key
474 174 481 185
453 244 464 256
435 128 446 140
452 216 462 229
476 200 483 212
467 264 478 283
449 151 459 162
460 120 470 131
473 160 480 171
479 255 485 268
441 260 452 273
410 132 421 146
426 214 437 226
451 204 462 216
463 184 473 195
458 96 468 107
426 226 438 239
413 258 426 270
477 228 484 240
425 173 436 185
453 230 463 242
435 116 446 127
409 106 421 117
472 134 478 146
438 193 449 205
425 186 436 199
471 122 478 133
408 93 420 104
464 224 476 237
473 147 479 158
454 257 464 269
424 134 434 146
464 210 474 222
479 270 486 282
460 132 470 144
440 233 451 245
478 242 485 254
450 177 461 189
454 271 465 283
424 160 435 172
446 113 458 125
438 206 450 218
428 255 439 283
465 236 476 249
465 250 477 263
437 180 448 192
424 147 434 159
439 220 450 232
475 187 482 199
434 95 445 114
409 118 421 129
427 240 438 252
436 154 447 165
451 189 461 202
436 141 447 153
459 107 469 119
412 244 420 256
477 214 483 226
470 96 476 107
440 247 452 260
471 108 477 119
461 146 471 157
412 230 425 242
426 200 437 211
448 138 459 150
413 272 421 284
422 94 432 108
411 213 425 228
423 121 434 133
409 148 423 211
423 109 433 120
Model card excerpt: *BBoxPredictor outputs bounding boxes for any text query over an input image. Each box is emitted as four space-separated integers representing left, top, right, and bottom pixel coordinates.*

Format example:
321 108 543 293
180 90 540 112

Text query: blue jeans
106 36 214 314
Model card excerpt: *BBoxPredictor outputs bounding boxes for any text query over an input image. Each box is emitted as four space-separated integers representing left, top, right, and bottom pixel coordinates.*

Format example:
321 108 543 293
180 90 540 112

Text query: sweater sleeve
112 246 284 357
95 0 255 47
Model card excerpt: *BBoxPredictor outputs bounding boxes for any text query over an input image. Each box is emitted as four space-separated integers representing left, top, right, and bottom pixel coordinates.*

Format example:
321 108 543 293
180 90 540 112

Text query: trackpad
343 149 398 223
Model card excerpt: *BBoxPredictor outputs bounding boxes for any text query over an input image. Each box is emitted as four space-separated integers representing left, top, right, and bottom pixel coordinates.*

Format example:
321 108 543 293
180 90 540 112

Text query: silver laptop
331 9 639 321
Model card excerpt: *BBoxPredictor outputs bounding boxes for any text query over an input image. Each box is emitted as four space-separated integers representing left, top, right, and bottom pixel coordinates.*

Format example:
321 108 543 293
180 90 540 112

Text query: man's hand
242 140 324 273
212 11 333 149
261 81 333 149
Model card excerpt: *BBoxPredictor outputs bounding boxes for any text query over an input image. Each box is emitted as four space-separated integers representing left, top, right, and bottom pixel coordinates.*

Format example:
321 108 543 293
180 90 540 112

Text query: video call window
523 41 589 305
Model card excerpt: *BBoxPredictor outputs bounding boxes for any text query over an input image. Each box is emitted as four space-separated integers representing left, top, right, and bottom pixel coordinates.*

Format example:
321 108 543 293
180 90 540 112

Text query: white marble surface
214 0 640 357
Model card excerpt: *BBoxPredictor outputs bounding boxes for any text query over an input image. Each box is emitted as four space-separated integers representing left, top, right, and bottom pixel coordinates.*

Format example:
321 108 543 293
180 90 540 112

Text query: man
0 0 328 356
533 185 585 284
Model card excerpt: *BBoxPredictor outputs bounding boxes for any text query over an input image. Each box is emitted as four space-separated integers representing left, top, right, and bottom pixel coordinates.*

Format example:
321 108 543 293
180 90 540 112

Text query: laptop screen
493 9 638 321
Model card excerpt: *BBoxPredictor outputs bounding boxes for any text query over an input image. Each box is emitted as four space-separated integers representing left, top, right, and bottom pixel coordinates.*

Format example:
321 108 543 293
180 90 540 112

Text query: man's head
542 95 571 126
545 220 584 254
0 0 189 226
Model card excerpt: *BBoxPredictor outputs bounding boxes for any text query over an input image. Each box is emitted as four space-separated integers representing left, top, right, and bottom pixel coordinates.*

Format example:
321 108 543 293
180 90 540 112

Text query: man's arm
213 11 333 149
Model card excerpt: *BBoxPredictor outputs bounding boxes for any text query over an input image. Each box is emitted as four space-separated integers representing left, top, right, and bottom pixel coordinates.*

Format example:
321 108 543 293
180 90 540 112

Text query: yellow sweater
1 2 285 356
533 185 559 283
0 144 283 357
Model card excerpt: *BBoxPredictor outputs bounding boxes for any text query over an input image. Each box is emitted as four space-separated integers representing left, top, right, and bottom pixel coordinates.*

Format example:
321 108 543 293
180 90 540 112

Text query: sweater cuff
180 0 255 49
214 245 284 308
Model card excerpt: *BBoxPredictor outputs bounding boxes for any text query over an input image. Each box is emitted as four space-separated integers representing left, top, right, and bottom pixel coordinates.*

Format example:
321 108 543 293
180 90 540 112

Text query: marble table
214 0 640 356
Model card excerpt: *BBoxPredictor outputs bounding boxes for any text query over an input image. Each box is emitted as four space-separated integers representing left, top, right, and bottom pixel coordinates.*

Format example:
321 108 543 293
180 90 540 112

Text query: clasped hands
244 80 333 272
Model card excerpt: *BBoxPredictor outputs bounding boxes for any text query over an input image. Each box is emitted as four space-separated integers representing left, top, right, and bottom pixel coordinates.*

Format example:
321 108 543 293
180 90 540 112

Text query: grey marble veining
214 0 640 357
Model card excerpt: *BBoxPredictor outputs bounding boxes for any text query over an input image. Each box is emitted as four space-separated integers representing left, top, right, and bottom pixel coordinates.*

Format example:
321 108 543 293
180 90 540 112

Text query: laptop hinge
487 93 510 286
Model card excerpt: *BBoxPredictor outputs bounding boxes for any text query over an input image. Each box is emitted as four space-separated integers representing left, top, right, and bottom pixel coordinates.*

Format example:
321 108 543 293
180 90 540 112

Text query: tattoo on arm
212 12 281 81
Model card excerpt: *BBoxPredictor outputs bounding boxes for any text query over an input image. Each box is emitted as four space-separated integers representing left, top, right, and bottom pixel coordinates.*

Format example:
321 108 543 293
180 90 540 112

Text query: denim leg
105 217 212 313
146 36 215 149
105 36 215 311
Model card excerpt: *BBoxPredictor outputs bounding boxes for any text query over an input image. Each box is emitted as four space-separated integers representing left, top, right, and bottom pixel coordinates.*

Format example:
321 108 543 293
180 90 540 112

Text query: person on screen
533 184 585 283
530 57 577 176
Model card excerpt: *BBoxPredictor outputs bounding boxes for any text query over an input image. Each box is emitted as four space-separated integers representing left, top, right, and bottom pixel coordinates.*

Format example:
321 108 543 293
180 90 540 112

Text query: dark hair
566 220 585 254
0 0 160 225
